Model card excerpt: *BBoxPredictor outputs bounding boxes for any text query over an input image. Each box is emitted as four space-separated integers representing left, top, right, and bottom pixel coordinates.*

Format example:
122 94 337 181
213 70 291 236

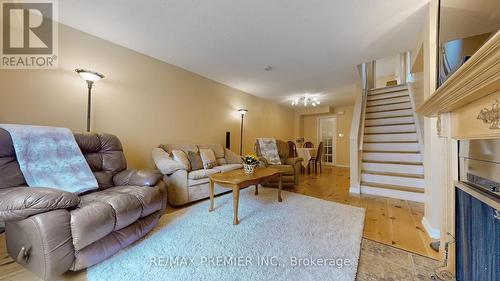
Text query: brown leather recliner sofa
254 139 303 187
0 129 167 280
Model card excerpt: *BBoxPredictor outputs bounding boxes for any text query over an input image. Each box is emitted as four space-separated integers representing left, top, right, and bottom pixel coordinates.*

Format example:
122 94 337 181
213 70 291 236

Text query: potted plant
241 154 259 174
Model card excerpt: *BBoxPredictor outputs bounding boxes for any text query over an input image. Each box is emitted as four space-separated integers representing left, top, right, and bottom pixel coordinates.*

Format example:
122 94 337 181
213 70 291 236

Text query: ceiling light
291 95 321 107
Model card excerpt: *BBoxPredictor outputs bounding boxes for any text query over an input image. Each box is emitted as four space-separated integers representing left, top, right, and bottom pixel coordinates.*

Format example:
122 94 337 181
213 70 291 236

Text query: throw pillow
257 138 281 165
152 148 186 175
199 148 217 169
187 151 204 171
171 150 191 171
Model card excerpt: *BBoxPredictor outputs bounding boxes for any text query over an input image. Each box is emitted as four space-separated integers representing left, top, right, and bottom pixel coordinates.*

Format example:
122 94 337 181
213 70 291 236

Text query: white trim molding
349 186 361 194
422 216 440 239
334 164 350 168
417 31 500 117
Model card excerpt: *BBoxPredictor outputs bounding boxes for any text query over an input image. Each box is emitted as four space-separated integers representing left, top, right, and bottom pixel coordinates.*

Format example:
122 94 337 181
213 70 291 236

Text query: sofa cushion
188 169 219 180
213 164 243 173
80 191 142 230
199 148 217 169
188 178 210 187
268 165 294 175
106 185 163 217
198 144 225 159
187 151 204 171
70 201 115 251
171 150 190 171
160 144 198 154
216 158 227 165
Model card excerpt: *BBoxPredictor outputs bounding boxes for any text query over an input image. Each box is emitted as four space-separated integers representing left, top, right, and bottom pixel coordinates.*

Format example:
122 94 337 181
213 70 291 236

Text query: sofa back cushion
74 133 127 189
198 144 226 165
0 129 27 188
159 144 198 155
0 129 127 190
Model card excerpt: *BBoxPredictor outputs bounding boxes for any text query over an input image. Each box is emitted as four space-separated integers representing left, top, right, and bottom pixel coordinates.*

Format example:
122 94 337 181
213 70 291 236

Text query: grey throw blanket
0 124 98 194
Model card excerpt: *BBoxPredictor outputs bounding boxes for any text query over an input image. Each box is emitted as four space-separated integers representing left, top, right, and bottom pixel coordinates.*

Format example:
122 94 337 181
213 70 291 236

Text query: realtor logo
0 0 58 68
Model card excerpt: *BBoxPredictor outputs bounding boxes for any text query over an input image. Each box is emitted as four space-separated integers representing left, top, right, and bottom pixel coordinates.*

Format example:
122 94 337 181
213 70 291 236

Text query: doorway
318 117 336 165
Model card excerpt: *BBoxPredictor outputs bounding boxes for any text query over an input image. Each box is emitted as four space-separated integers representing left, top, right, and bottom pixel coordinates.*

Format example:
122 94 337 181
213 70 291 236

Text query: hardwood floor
289 165 441 260
0 165 440 281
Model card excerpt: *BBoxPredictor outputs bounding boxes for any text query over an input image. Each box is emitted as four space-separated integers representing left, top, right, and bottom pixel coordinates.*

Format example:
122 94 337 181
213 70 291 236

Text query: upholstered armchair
254 139 303 187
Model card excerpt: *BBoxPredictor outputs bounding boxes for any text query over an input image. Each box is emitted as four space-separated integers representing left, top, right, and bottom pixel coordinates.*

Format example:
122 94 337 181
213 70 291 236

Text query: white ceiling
59 0 428 107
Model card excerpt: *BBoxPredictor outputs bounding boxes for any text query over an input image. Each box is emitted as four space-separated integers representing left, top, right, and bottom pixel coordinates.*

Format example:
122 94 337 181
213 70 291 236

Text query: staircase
360 84 425 202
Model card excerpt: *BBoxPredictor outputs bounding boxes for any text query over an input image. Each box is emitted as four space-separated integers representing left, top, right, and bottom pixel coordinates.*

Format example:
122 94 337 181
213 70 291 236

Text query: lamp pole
238 109 248 155
240 114 244 155
76 69 104 133
86 81 94 132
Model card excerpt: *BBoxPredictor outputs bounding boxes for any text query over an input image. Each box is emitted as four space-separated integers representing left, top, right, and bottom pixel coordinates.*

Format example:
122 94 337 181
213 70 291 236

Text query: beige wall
0 24 294 168
297 106 354 166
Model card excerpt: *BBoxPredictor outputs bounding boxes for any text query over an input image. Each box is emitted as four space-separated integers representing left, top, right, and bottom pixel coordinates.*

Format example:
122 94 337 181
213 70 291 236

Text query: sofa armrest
152 148 186 175
224 148 243 164
113 169 162 187
285 157 303 166
0 187 80 222
258 157 269 167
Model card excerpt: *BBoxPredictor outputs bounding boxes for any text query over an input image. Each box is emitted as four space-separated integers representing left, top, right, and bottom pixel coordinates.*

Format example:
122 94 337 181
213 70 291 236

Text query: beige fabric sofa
152 144 243 206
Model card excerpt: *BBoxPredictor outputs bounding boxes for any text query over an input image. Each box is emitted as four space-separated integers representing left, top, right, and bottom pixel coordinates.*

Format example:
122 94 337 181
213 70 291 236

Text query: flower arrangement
241 154 259 174
241 154 259 165
296 137 305 147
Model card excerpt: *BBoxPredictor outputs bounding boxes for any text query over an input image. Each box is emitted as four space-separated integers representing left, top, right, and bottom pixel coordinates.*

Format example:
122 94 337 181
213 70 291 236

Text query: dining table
295 147 318 169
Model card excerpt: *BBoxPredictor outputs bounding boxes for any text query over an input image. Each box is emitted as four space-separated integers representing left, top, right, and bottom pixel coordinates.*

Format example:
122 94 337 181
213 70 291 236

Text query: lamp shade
238 109 248 115
76 69 104 83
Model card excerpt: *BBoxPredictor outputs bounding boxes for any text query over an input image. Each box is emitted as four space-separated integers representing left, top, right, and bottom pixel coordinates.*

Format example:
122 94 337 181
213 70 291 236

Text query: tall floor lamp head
238 109 248 155
76 69 105 132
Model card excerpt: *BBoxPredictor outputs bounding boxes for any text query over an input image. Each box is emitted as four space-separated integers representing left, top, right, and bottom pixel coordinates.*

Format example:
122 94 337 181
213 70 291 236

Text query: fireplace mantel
417 31 500 117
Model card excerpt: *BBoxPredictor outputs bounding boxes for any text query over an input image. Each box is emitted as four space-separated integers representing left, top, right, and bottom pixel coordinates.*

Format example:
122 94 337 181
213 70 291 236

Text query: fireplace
456 139 500 281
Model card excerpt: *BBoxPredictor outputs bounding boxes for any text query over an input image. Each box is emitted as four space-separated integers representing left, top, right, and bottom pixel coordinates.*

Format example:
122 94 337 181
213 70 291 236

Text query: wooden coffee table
208 167 282 225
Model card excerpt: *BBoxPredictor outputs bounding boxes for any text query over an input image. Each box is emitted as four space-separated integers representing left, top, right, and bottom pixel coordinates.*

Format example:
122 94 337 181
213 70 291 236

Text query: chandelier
291 96 321 107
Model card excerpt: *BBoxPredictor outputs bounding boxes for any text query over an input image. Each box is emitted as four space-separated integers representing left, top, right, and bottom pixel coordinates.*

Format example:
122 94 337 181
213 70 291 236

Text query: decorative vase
243 164 256 174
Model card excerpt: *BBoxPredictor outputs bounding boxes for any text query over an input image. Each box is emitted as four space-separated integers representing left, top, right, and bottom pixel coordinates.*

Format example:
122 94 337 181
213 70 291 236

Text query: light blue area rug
87 187 365 281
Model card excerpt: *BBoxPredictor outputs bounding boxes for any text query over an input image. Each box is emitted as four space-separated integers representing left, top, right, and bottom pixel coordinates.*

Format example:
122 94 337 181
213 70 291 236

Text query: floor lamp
75 69 105 132
238 109 248 155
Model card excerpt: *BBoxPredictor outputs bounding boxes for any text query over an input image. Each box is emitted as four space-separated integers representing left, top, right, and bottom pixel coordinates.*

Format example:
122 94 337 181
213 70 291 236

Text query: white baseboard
422 217 440 239
349 186 361 194
360 185 425 202
334 164 350 168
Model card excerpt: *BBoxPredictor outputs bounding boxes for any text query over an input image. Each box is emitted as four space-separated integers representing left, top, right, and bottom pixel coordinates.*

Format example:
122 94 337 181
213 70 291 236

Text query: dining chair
304 141 314 148
287 141 297 157
308 142 324 174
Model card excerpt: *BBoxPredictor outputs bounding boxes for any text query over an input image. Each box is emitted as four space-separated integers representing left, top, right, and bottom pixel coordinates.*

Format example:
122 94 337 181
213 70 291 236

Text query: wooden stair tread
363 150 420 154
364 131 417 135
367 94 409 101
366 107 412 113
365 122 414 127
362 160 423 166
367 101 411 108
367 88 407 96
362 170 424 179
361 181 424 193
365 115 413 120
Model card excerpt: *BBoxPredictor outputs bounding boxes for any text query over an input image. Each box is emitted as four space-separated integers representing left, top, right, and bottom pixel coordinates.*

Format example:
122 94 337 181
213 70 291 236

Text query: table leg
233 186 240 225
209 179 214 212
278 173 283 202
255 184 259 195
